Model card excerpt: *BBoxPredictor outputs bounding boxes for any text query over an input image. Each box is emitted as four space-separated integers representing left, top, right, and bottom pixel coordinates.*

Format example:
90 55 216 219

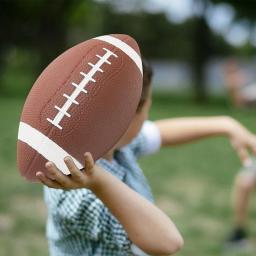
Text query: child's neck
102 148 115 162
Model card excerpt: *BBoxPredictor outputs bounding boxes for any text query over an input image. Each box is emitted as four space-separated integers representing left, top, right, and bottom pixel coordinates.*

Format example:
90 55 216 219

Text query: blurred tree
0 0 240 98
0 0 85 94
188 0 212 102
190 16 211 102
211 0 256 56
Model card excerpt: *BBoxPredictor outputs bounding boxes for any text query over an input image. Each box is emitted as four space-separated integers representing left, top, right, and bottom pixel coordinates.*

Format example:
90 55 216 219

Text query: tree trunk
191 17 210 103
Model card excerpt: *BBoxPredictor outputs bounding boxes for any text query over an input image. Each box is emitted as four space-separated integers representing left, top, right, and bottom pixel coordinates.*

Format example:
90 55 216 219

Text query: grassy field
0 93 256 256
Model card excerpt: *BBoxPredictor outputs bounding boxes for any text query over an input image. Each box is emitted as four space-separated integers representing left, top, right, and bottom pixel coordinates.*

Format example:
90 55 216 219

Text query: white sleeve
139 120 162 155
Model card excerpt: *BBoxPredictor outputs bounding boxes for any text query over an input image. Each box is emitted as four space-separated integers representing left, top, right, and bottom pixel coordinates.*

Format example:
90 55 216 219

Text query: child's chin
116 140 129 149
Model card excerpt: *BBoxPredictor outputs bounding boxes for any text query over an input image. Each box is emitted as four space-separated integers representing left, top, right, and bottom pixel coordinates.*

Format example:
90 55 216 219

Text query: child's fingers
250 138 256 155
64 156 82 181
45 161 71 187
44 163 56 180
247 135 256 155
84 152 94 175
237 147 250 165
36 172 62 189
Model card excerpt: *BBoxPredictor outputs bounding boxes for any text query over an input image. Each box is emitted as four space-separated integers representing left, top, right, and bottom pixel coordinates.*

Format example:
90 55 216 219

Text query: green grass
0 93 256 256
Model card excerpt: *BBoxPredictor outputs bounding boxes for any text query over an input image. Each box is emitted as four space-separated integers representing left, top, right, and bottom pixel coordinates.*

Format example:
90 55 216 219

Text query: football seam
46 47 118 130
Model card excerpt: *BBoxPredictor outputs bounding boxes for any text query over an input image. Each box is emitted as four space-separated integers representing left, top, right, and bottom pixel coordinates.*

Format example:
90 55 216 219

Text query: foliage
0 0 255 99
212 0 256 21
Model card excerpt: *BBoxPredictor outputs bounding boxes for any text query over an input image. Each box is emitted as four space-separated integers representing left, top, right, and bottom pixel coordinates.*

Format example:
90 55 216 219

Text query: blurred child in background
224 58 256 247
224 58 256 107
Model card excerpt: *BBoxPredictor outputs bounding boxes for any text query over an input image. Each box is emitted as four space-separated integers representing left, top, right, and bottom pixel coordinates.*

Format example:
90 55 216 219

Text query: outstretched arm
37 153 183 255
155 116 256 164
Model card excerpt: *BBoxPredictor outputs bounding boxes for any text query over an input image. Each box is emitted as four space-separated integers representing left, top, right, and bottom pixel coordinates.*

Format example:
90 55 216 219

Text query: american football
17 34 143 181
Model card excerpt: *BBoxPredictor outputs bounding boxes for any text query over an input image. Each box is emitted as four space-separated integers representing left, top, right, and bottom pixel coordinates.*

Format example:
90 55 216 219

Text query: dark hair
136 59 153 112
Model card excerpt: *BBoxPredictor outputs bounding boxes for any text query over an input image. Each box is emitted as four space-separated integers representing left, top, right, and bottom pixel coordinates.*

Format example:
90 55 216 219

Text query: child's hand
228 119 256 165
36 152 99 190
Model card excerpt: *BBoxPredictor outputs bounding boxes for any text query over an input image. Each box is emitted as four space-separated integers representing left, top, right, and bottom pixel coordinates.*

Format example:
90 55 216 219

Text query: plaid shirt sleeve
46 187 132 252
128 120 162 158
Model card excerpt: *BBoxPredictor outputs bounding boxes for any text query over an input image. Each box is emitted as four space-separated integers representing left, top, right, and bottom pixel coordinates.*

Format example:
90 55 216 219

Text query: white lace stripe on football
94 35 142 74
18 122 83 175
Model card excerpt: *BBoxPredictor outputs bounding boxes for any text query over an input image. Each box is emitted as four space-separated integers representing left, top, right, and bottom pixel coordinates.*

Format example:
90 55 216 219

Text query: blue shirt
44 121 161 256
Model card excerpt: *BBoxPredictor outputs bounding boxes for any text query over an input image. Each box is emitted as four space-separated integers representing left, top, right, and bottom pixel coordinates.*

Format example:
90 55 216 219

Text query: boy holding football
37 60 256 256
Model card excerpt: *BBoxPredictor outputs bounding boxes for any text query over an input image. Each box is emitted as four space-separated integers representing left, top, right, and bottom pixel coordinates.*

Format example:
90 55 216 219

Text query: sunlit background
0 0 256 255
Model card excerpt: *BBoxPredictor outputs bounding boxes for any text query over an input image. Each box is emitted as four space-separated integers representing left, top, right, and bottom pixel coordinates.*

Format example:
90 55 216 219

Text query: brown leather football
17 34 143 181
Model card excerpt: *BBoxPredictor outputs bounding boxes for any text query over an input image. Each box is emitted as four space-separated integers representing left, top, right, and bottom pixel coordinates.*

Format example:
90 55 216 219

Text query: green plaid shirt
44 121 161 256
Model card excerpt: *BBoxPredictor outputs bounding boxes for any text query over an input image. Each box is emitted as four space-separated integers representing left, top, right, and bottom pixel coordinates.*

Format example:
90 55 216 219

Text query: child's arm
155 116 256 164
36 153 183 255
